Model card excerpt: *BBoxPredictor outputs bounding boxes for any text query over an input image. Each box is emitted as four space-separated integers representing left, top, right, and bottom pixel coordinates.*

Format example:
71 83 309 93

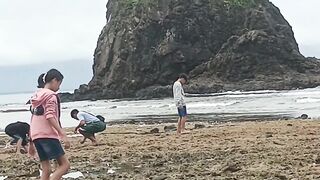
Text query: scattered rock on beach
109 106 117 109
194 124 206 129
300 114 309 119
314 155 320 164
164 125 176 132
150 128 160 134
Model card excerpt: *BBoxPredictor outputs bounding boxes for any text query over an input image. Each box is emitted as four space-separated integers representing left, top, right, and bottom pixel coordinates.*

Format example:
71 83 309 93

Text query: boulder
71 0 320 100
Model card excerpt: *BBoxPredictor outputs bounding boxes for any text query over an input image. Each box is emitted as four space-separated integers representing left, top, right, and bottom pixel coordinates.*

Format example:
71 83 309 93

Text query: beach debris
40 170 84 179
300 114 308 119
0 176 7 180
150 128 160 134
164 125 176 132
194 124 206 129
287 124 293 126
62 171 84 179
107 169 116 174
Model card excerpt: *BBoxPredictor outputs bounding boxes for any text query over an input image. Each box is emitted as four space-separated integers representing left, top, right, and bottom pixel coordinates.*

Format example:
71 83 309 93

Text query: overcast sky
0 0 108 67
0 0 319 67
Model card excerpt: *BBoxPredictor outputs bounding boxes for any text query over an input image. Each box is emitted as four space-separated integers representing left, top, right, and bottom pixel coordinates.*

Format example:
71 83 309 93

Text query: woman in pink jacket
29 69 70 180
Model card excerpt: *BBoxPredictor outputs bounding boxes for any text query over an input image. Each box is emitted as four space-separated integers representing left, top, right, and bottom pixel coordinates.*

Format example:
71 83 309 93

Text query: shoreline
1 119 320 179
0 113 293 132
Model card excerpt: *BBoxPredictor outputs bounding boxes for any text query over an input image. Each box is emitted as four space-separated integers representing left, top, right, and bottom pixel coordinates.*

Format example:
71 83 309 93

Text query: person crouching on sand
71 109 106 146
173 74 188 134
29 69 70 180
5 121 30 154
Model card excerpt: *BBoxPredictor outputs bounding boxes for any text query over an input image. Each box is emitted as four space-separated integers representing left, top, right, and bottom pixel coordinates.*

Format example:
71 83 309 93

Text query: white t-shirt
77 112 100 123
173 81 186 107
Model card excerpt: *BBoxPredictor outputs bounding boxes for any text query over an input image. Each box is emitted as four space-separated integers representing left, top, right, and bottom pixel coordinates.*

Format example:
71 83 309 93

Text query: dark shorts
178 106 187 117
33 138 65 162
10 134 28 146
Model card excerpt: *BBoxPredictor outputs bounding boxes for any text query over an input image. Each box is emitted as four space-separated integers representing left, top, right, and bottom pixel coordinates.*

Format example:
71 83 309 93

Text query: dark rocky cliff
71 0 320 101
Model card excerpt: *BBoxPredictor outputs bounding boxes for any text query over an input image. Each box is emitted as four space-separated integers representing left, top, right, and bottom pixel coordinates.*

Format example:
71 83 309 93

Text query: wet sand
1 119 320 179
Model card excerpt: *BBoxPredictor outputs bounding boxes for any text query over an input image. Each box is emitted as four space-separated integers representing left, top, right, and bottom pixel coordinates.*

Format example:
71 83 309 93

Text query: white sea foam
188 101 238 108
296 98 320 103
1 87 320 129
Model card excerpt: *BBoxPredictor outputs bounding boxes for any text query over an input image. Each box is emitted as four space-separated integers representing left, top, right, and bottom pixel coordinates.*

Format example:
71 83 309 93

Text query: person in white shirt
71 109 106 146
173 74 188 134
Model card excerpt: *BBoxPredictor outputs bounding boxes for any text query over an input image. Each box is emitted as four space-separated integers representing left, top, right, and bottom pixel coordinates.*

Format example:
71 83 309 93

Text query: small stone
150 128 160 134
300 114 308 119
164 125 176 132
287 124 293 126
315 155 320 164
194 124 206 129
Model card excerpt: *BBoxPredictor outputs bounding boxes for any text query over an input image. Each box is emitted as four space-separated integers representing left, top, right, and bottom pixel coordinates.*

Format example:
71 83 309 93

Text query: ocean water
1 87 320 129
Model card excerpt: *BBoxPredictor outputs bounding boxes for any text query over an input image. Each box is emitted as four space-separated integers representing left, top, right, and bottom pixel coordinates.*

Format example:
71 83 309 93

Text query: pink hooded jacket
30 88 60 141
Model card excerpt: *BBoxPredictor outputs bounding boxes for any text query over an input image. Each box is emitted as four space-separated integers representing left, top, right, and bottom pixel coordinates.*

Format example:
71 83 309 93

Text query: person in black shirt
5 122 30 154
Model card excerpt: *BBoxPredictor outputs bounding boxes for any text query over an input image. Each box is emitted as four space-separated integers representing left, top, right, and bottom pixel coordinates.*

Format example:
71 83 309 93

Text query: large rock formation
72 0 320 101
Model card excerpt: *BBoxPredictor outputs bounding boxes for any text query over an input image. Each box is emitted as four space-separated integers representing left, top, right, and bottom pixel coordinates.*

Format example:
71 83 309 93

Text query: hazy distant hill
0 60 92 94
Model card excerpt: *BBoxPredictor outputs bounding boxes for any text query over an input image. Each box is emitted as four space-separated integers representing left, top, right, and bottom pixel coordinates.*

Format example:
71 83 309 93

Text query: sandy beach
1 119 320 179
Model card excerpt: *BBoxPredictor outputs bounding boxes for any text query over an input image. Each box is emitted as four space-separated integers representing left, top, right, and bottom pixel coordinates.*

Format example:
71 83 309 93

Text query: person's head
43 69 64 92
178 74 188 85
70 109 79 120
37 73 45 88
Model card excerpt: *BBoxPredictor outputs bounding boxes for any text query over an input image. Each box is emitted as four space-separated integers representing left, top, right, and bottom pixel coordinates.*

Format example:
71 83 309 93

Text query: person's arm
48 118 70 149
74 120 86 133
45 95 70 149
176 84 184 108
15 138 22 154
27 128 36 157
28 141 37 159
